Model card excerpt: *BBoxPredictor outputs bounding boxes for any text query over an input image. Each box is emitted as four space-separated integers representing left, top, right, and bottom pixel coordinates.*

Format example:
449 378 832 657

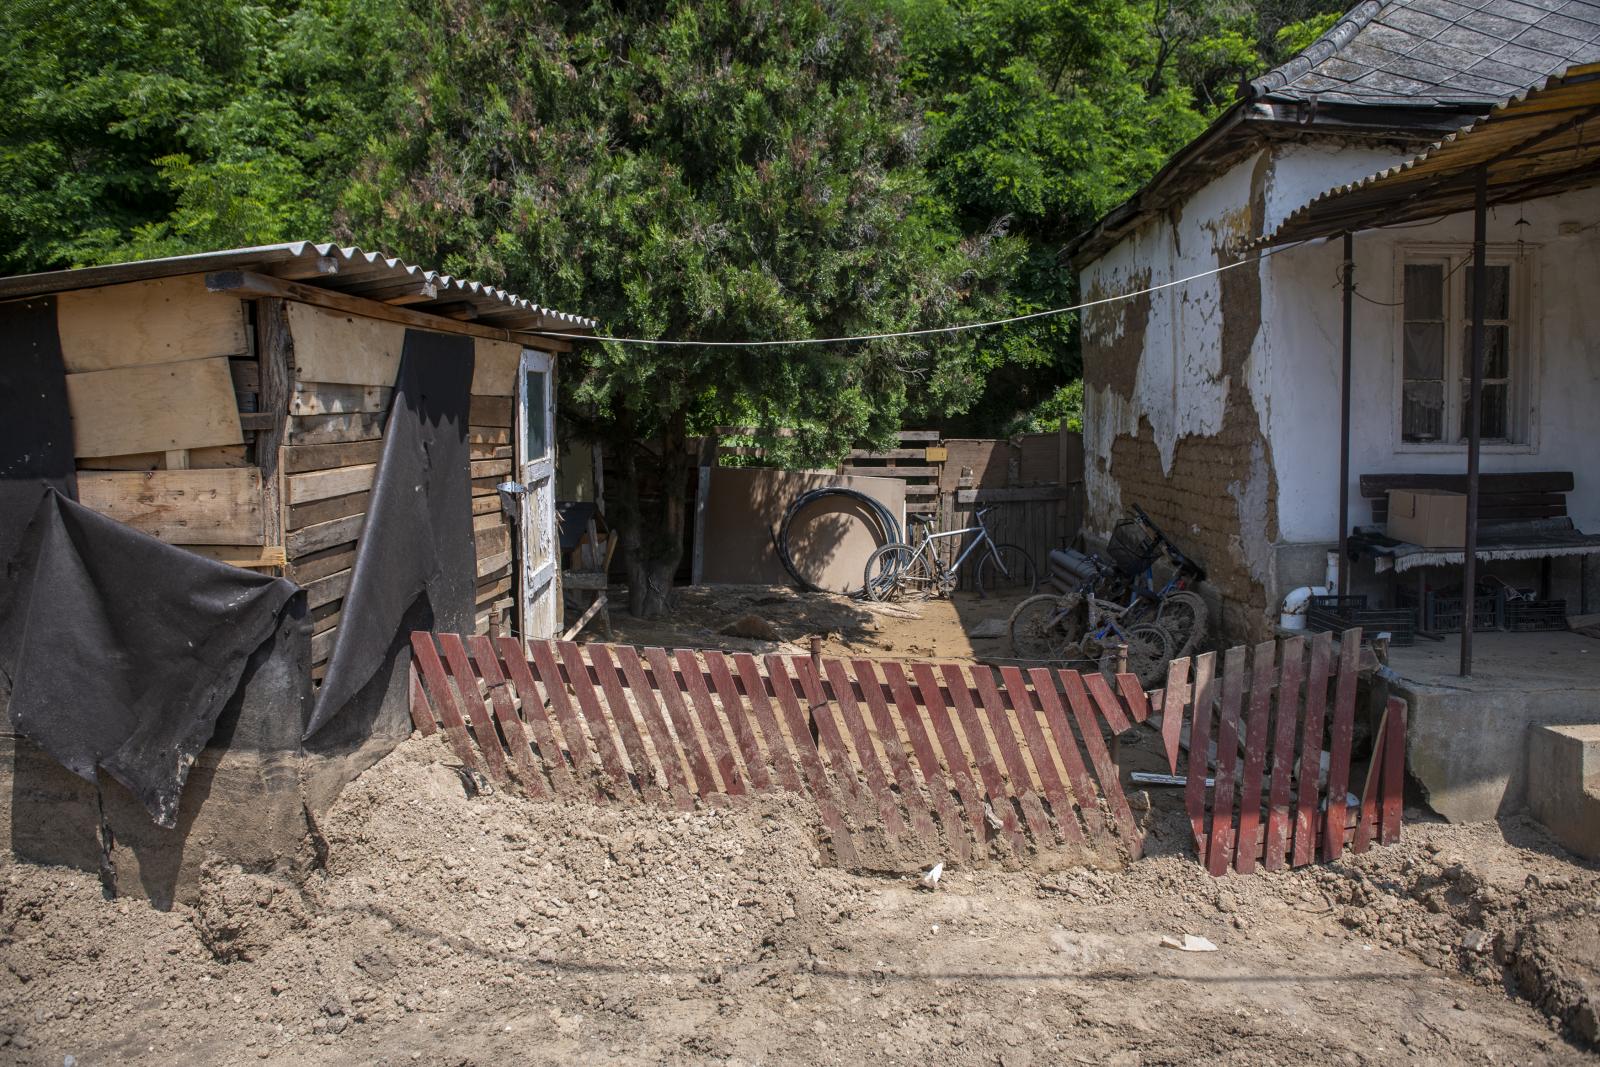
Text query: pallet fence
1150 626 1405 875
409 633 1148 870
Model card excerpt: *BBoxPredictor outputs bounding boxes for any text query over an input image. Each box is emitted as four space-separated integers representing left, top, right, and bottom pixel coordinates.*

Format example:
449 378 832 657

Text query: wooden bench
1350 471 1600 622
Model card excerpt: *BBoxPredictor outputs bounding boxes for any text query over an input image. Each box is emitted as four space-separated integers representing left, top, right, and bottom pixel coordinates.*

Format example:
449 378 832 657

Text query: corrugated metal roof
0 242 595 332
1255 61 1600 246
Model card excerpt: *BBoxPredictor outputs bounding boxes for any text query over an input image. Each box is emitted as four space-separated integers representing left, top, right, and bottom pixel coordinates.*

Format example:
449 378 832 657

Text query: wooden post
1461 169 1488 678
256 298 293 571
1338 231 1354 598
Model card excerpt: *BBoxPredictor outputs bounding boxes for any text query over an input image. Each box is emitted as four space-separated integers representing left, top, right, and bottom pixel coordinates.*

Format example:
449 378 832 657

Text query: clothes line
529 240 1311 348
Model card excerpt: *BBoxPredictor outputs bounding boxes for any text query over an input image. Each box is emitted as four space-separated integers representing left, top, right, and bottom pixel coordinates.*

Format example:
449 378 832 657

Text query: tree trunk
611 411 691 618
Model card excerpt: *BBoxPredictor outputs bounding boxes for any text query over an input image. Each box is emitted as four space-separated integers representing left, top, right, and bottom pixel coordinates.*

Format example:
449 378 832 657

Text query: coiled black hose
772 487 903 597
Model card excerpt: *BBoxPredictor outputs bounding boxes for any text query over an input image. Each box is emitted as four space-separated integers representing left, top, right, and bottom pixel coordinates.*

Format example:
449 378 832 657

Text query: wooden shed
0 243 592 899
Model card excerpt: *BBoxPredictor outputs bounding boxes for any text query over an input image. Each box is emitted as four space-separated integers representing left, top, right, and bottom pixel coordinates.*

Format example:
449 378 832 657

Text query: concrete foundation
1526 723 1600 859
1389 631 1600 823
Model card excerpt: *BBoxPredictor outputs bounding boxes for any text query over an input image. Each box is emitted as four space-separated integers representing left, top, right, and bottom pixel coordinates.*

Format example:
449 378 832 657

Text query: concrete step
1527 723 1600 860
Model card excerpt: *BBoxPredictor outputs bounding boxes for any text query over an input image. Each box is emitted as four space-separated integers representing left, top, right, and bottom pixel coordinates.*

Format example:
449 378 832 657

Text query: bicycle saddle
908 513 936 525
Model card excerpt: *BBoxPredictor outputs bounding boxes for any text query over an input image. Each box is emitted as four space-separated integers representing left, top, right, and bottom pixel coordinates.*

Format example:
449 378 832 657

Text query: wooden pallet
408 633 1148 870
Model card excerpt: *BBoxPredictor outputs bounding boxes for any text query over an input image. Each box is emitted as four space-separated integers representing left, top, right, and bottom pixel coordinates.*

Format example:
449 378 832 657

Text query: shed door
516 349 558 638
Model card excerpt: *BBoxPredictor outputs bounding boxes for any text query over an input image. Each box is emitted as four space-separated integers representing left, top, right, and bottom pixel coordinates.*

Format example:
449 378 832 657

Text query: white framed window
1394 243 1538 452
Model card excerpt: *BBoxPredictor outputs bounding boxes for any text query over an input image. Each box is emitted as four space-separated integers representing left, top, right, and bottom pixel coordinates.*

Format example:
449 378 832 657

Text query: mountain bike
863 507 1036 602
1007 505 1208 676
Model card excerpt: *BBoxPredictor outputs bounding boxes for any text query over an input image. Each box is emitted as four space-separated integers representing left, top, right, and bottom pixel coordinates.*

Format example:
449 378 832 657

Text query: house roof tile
1250 0 1600 107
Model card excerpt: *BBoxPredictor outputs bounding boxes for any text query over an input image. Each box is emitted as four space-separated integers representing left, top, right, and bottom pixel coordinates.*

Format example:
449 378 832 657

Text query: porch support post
1338 231 1354 597
1460 167 1488 677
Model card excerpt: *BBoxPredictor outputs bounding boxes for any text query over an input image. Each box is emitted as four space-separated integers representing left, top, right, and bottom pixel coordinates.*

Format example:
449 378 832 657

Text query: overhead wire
530 240 1311 347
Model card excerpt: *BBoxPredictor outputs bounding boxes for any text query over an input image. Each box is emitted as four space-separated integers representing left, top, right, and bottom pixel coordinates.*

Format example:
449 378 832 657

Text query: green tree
0 0 409 272
348 0 1021 615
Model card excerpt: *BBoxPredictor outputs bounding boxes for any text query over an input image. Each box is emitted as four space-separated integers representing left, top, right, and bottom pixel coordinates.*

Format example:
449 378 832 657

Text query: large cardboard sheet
697 467 905 593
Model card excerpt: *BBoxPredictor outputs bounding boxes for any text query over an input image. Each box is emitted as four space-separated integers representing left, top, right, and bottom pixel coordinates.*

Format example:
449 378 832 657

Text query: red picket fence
1150 627 1405 876
407 634 1149 870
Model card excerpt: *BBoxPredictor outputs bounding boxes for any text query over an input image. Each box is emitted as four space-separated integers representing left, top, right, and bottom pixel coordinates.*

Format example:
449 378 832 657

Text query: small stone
1460 930 1492 954
720 614 779 641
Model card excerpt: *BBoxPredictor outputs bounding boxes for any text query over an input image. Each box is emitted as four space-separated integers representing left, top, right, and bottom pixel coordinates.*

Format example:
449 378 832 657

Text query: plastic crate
1398 585 1503 634
1306 594 1417 646
1505 597 1567 632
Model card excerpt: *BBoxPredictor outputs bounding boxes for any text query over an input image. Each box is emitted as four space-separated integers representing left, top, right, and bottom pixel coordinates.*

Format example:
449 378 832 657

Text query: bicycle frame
894 514 1007 588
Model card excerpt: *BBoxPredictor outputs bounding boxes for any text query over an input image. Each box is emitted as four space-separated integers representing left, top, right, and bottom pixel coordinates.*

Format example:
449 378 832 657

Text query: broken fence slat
1160 656 1192 775
408 661 437 736
823 658 908 849
409 633 485 778
971 666 1055 848
1207 645 1247 876
610 645 695 810
643 647 721 798
587 643 668 806
881 660 972 865
1233 640 1277 875
528 638 600 790
764 654 860 869
1262 636 1306 871
704 651 774 793
1292 631 1334 867
1115 671 1151 724
1322 628 1363 863
910 661 992 852
939 663 1028 859
730 651 805 795
1381 696 1406 845
1059 670 1142 858
998 666 1083 849
467 635 546 796
851 659 940 851
789 656 878 832
1028 666 1112 851
437 632 512 785
1083 672 1132 735
556 639 634 797
1185 652 1218 860
496 636 580 796
675 648 747 797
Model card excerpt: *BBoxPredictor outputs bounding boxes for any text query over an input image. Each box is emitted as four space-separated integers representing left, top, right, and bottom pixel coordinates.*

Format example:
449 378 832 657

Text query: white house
1067 0 1600 643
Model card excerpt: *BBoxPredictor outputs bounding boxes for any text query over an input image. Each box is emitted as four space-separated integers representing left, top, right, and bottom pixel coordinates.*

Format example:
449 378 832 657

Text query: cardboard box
1387 488 1467 547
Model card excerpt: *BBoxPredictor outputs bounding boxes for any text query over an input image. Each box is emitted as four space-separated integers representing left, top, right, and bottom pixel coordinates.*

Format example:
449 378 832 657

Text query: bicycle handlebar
1129 503 1207 581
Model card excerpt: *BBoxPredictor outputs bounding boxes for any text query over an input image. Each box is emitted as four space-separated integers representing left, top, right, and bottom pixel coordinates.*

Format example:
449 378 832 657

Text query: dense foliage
2 0 1345 612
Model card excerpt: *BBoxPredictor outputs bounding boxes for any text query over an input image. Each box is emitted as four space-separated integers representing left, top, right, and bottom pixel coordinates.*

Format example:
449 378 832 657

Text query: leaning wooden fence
1148 627 1405 876
409 634 1147 870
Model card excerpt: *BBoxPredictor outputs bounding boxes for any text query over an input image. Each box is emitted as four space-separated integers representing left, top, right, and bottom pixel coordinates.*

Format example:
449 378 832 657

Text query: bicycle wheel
863 544 936 602
976 543 1037 598
1155 590 1208 659
1098 623 1174 688
1007 593 1084 659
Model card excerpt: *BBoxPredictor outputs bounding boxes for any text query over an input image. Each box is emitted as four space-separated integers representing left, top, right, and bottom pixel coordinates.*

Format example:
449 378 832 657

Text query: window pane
1465 264 1510 320
523 369 548 462
1458 323 1510 379
1460 381 1509 440
1404 323 1444 378
1402 380 1444 442
1404 264 1444 319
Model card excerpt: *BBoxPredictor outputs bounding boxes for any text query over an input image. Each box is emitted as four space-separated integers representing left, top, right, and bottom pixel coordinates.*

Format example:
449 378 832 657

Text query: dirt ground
2 587 1598 1065
608 584 1032 664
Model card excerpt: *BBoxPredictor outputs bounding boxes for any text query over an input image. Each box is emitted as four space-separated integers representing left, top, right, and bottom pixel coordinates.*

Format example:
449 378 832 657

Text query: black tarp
0 297 75 585
303 328 476 741
0 491 299 827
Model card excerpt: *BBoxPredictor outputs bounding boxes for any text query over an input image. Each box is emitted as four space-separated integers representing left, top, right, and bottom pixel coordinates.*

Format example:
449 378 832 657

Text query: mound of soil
1 732 1596 1065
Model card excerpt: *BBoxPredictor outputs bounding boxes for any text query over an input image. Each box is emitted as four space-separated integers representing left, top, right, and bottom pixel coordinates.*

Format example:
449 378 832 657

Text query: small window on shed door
522 368 549 463
1401 262 1446 443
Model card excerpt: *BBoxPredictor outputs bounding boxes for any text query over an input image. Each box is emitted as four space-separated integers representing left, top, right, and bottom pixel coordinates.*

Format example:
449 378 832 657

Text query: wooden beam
78 469 265 545
956 486 1072 504
267 256 339 280
205 270 576 352
256 300 292 564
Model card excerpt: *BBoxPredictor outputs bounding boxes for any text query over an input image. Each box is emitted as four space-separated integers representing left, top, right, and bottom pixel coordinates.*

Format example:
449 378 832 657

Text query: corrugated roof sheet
1255 62 1600 246
1252 0 1600 108
0 242 595 332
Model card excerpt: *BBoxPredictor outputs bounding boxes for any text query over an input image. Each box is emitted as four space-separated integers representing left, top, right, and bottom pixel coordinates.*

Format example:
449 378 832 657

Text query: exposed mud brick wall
1080 152 1278 644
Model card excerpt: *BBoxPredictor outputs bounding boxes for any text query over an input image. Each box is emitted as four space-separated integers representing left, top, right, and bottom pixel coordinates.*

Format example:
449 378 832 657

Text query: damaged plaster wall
1081 150 1278 639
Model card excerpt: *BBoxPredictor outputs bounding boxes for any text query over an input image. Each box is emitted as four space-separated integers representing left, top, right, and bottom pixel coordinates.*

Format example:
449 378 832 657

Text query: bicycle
1007 505 1208 678
863 506 1036 602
